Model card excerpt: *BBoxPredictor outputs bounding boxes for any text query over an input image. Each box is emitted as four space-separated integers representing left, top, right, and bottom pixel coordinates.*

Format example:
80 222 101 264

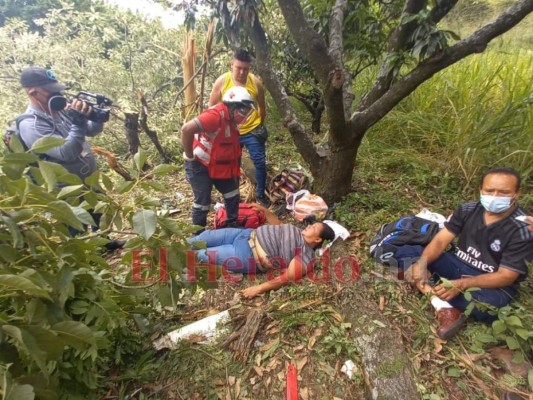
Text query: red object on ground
286 363 298 400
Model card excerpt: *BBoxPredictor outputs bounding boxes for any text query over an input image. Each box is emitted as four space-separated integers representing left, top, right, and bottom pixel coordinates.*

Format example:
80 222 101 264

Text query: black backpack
369 216 440 263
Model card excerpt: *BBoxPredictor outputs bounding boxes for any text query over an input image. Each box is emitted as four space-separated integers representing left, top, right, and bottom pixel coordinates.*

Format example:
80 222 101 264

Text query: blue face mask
480 194 513 214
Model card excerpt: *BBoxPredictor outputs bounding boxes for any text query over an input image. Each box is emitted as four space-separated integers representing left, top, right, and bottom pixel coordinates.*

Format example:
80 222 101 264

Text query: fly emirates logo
455 246 496 273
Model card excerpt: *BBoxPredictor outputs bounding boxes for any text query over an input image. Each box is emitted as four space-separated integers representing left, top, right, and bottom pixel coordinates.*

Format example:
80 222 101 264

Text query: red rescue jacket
192 103 241 179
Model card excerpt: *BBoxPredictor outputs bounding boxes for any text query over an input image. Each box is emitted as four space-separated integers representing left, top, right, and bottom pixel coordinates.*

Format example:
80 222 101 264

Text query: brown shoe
436 307 467 340
500 391 525 400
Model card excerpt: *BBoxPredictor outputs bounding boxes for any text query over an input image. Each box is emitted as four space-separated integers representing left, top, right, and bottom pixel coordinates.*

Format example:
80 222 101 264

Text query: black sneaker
104 240 126 251
256 195 271 208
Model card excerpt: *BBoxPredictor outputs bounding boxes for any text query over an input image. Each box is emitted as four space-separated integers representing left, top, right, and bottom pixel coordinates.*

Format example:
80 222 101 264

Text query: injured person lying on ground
187 203 336 299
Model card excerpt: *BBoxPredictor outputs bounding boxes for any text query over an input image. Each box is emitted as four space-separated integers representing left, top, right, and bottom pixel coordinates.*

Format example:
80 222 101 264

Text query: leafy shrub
0 141 195 399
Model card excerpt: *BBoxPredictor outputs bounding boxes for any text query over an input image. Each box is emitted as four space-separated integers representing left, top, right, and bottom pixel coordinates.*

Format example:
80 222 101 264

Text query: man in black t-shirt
393 167 533 340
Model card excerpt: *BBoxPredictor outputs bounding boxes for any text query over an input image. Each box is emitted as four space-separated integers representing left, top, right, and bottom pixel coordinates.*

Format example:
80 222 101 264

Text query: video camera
71 91 113 123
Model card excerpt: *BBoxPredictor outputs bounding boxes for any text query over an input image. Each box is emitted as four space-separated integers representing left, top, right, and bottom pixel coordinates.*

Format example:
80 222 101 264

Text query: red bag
214 203 266 229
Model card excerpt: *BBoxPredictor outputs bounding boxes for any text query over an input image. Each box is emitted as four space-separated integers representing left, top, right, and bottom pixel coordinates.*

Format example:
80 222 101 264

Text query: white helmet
222 86 255 109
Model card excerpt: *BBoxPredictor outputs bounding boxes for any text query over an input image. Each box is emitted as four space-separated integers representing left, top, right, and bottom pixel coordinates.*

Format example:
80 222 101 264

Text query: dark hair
233 49 253 63
316 222 336 248
480 167 521 191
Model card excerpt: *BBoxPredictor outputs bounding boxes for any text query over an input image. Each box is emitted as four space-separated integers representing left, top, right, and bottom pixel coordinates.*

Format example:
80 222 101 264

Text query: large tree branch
328 0 354 120
352 0 533 133
328 0 347 66
277 0 334 86
429 0 459 24
245 9 321 169
359 0 428 110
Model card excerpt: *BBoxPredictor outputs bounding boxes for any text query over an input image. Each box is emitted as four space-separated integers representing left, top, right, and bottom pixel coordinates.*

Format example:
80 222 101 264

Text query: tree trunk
233 0 533 203
311 141 361 203
336 285 421 400
124 112 140 157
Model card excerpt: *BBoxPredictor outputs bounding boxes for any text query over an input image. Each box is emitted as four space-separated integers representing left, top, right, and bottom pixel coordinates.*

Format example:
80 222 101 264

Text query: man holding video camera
18 66 123 249
18 66 103 181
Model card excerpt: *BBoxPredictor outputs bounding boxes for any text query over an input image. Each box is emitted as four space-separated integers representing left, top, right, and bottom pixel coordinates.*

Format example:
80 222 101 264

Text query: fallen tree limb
330 239 420 400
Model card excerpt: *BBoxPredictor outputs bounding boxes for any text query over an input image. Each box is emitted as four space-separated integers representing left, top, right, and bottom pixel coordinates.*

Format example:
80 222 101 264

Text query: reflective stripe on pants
185 159 240 227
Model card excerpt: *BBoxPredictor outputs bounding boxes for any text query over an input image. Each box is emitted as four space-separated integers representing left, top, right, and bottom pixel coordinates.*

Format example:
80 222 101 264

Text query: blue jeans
188 228 257 273
393 245 518 323
184 160 240 228
240 130 267 197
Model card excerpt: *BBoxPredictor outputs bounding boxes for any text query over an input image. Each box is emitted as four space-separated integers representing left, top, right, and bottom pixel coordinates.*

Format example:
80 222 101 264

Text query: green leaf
372 320 386 328
37 160 58 191
475 333 495 343
132 210 157 240
137 196 162 207
463 291 472 301
492 320 507 335
134 149 147 171
505 336 520 350
152 164 177 175
144 181 166 191
504 316 522 327
2 325 48 374
52 321 95 350
116 180 135 194
515 328 529 340
528 368 533 391
26 325 65 359
447 367 461 377
57 184 85 199
1 215 24 248
0 275 51 299
71 206 96 227
261 338 280 360
45 201 84 231
0 244 20 262
3 152 39 165
6 131 27 153
30 136 65 154
5 382 35 400
101 173 114 191
159 218 184 234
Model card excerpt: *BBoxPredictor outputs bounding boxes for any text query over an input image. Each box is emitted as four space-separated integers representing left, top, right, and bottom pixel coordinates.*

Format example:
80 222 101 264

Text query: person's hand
405 260 429 284
415 281 434 295
433 280 461 301
242 285 264 299
250 203 267 212
70 98 93 117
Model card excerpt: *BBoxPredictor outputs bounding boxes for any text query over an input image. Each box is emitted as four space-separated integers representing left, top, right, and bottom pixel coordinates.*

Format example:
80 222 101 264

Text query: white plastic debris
213 202 225 212
156 209 180 216
175 191 186 202
416 208 447 229
153 310 230 350
341 359 356 379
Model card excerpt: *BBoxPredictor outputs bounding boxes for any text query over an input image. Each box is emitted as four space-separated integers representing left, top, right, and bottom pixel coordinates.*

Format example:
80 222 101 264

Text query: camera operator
19 66 102 181
18 66 123 250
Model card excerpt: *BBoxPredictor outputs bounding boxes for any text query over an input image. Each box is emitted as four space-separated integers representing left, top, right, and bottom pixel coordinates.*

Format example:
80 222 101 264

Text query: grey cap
20 66 68 92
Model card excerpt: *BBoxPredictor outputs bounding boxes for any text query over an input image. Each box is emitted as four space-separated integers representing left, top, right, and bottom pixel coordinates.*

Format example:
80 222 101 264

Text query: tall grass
362 49 533 199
